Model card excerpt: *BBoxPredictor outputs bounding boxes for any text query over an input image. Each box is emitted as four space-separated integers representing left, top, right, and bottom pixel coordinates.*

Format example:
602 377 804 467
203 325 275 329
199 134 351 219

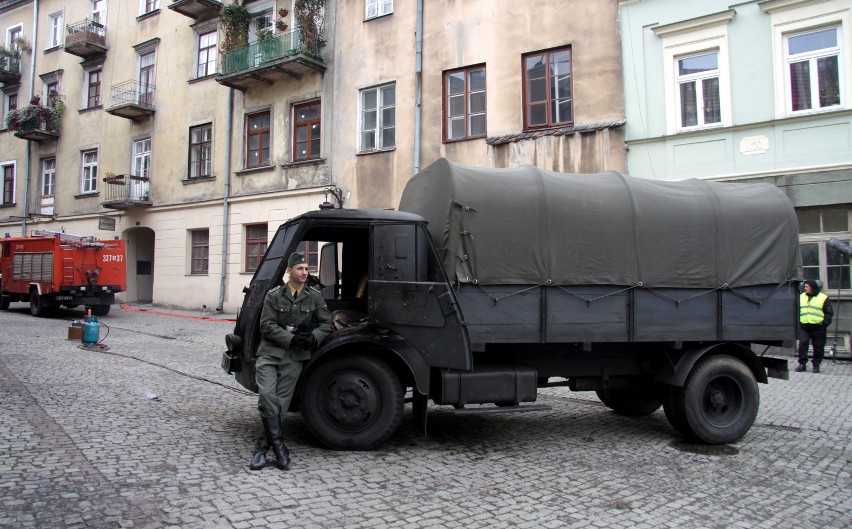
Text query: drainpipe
217 88 235 312
413 0 423 174
21 0 39 235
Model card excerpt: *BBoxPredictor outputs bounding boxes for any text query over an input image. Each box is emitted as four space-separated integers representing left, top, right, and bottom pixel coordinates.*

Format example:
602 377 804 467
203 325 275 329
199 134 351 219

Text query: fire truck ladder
32 230 107 248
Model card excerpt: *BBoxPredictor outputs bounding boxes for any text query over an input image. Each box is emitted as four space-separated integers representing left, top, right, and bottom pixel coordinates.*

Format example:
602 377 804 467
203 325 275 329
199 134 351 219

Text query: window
676 51 721 129
444 65 486 141
246 111 271 168
141 0 160 15
191 229 209 275
523 47 572 129
133 138 151 178
40 158 55 215
81 150 98 193
366 0 392 19
798 208 851 291
91 0 107 24
196 31 217 78
1 164 14 205
7 26 22 50
786 27 841 113
246 224 268 272
296 241 320 272
86 69 102 108
2 93 17 130
189 124 212 178
293 100 321 161
47 12 63 49
250 8 273 43
360 83 395 152
138 51 155 107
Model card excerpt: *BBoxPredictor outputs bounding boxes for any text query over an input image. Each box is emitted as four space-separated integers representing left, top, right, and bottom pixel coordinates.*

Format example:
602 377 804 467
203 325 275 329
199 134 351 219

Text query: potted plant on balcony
220 0 252 53
102 172 125 185
295 0 324 57
0 44 19 72
3 94 62 135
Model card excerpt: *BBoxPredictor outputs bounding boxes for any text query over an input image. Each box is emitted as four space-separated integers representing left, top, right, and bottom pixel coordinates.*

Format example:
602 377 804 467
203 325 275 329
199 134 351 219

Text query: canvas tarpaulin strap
398 158 802 289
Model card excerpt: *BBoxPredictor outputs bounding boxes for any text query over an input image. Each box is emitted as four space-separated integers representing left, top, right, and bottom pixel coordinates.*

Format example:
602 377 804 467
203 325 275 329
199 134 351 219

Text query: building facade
620 0 852 354
1 0 625 312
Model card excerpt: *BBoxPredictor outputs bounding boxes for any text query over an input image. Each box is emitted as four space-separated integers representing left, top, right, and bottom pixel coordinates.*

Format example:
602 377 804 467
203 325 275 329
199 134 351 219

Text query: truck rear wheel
663 355 759 444
29 291 49 317
89 305 111 316
300 354 403 450
596 385 662 416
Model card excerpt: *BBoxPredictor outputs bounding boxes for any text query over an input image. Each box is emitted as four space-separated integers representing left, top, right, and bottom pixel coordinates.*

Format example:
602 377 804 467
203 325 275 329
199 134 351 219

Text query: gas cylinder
82 316 100 344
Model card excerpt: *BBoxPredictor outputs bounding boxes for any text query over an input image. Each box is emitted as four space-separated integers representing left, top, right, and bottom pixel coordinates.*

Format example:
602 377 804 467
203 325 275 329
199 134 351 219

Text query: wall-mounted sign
98 217 116 231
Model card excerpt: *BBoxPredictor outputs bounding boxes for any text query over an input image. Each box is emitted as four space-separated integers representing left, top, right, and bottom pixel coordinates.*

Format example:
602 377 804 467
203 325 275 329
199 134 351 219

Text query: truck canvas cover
399 158 802 288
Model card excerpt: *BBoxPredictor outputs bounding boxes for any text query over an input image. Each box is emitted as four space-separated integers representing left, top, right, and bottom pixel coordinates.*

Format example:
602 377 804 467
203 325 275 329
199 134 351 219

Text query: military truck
223 159 800 450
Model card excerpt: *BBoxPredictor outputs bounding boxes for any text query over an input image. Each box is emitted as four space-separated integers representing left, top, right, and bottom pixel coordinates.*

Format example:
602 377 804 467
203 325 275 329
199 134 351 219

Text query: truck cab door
369 223 471 370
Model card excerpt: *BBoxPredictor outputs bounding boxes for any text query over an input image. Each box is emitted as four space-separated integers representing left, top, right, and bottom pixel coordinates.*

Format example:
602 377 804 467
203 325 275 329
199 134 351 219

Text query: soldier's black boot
249 434 269 470
262 415 291 470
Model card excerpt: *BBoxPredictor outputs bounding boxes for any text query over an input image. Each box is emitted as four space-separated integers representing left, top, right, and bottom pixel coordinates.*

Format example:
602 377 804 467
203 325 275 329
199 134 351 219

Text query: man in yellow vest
796 279 834 373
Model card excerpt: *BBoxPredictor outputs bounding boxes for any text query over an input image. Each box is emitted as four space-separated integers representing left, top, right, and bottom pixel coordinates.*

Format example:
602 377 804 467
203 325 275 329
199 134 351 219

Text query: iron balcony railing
65 18 107 48
0 51 21 76
101 174 151 205
219 29 322 76
108 80 156 110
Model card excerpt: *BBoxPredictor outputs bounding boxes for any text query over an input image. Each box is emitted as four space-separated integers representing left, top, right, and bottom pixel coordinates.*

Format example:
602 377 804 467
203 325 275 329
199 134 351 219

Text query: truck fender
654 343 768 387
306 325 431 395
28 283 42 296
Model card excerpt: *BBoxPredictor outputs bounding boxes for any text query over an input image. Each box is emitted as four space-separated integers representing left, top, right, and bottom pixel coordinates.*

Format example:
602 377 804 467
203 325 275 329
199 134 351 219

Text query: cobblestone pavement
1 303 850 529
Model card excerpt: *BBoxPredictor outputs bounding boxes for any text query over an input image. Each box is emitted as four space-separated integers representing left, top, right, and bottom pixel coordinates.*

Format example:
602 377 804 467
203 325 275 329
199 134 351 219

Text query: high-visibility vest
800 292 828 324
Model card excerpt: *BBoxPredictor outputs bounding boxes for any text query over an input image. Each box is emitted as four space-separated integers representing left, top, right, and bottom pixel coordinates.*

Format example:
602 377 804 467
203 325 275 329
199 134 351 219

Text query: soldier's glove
290 331 315 350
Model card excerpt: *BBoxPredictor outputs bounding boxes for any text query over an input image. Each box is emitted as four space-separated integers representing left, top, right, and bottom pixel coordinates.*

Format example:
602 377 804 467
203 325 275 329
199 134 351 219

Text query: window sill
444 134 487 144
356 147 396 156
79 105 103 114
43 45 62 54
74 192 100 199
188 74 217 84
281 158 326 169
235 165 275 176
0 202 17 209
182 175 216 185
365 13 393 22
137 9 161 22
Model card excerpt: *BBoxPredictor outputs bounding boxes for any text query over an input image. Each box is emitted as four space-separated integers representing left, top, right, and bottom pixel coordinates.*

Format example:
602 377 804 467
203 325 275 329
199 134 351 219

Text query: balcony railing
101 174 152 209
106 80 155 121
168 0 223 20
0 52 21 84
64 19 108 58
217 29 324 90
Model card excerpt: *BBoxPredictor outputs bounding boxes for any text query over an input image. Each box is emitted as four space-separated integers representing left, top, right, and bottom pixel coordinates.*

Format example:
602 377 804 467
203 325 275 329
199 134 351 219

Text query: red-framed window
522 46 573 130
293 100 321 162
246 111 271 168
245 223 268 272
443 65 486 142
191 229 209 275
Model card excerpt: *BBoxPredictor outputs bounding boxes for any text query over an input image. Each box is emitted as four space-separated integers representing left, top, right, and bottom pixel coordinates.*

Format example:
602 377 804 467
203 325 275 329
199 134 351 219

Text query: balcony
168 0 223 20
13 120 60 142
106 80 155 121
216 29 324 91
101 174 152 209
64 19 108 58
0 52 21 85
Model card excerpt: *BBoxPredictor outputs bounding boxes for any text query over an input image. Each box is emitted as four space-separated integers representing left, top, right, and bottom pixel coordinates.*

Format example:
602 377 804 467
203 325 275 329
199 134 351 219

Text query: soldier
250 251 334 470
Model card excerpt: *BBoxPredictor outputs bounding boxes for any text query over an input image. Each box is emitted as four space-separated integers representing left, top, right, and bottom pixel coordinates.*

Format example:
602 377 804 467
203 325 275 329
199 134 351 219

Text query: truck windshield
252 223 296 283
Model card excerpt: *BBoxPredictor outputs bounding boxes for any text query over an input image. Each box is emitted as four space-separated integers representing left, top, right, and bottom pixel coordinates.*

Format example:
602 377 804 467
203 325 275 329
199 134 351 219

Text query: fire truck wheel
0 297 9 310
300 354 403 450
89 305 111 316
29 291 49 317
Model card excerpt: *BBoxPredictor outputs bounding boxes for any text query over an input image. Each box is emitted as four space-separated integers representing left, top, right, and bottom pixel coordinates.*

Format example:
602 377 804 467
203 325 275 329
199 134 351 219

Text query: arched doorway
123 227 155 303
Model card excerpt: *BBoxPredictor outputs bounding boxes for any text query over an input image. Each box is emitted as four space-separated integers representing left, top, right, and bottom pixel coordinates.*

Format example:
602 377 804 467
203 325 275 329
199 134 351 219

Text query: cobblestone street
1 304 850 529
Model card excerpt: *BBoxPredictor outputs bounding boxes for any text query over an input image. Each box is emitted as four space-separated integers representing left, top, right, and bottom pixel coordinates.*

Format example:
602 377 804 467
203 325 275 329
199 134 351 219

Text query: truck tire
663 355 759 445
90 305 111 316
300 354 403 450
596 385 662 416
29 291 49 317
0 296 9 310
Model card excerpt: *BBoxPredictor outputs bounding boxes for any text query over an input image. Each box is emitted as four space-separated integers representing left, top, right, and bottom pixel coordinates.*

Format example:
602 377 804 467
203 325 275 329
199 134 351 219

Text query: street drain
669 441 739 456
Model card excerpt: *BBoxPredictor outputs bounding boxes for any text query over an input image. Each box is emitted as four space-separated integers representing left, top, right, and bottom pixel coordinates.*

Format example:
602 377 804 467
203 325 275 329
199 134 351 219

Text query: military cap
288 251 307 268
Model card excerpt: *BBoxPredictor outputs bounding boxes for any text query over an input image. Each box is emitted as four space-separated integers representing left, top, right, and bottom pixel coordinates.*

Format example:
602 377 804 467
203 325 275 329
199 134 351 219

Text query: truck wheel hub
326 374 377 426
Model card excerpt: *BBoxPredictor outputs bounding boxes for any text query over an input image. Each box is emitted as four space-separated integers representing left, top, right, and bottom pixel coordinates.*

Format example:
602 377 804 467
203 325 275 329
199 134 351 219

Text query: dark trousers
797 326 827 367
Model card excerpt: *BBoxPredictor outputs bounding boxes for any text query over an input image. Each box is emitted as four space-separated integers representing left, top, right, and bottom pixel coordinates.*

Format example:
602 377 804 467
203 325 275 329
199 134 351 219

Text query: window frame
359 83 396 153
292 100 321 162
85 69 102 108
245 110 271 168
191 229 210 275
91 0 107 24
798 208 852 294
47 11 63 49
140 0 160 16
81 149 98 194
195 30 218 79
41 158 55 198
1 162 15 206
2 92 17 130
188 123 213 179
521 45 574 131
784 25 843 115
365 0 393 20
6 25 23 50
443 64 487 142
245 223 268 273
675 50 723 131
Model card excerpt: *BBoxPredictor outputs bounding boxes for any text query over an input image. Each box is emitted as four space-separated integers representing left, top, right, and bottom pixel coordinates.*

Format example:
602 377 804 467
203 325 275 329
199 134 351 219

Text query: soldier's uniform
250 251 333 470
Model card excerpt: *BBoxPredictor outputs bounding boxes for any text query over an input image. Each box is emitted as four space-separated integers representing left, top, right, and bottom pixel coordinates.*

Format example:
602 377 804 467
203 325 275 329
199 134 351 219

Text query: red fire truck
0 230 127 317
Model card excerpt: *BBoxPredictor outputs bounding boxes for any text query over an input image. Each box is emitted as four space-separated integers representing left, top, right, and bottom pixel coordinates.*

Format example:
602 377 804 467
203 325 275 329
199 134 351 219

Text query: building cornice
651 9 736 38
0 0 31 14
758 0 831 14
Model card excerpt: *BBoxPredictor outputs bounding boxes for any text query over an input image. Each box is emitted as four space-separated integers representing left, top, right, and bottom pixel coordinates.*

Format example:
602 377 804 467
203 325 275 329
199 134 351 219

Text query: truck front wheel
29 291 49 317
300 354 403 450
664 355 759 444
89 305 111 316
596 384 662 416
